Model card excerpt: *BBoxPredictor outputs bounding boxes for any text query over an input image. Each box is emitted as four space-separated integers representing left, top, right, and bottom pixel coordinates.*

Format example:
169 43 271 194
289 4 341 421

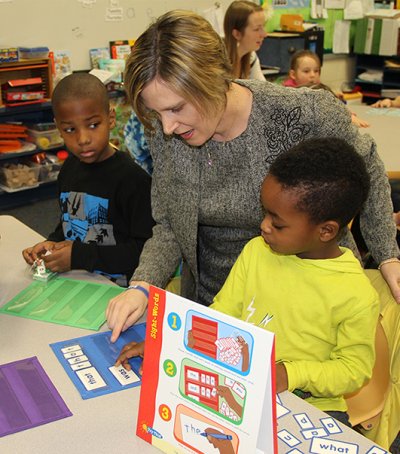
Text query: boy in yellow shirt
116 137 379 426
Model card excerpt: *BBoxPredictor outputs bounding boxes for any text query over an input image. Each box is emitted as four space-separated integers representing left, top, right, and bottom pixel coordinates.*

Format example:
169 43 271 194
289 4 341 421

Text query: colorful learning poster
50 324 146 399
137 287 277 454
0 278 124 330
0 357 72 437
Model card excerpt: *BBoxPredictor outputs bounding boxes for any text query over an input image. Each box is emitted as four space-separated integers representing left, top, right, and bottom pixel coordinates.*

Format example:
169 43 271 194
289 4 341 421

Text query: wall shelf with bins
355 54 400 103
0 59 60 209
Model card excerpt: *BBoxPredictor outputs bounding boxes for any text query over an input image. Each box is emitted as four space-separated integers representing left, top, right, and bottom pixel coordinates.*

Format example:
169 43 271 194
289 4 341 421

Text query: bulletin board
0 0 232 71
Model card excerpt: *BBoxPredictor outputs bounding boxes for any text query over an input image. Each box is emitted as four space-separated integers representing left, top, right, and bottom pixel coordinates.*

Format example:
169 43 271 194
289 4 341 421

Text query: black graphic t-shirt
48 150 154 282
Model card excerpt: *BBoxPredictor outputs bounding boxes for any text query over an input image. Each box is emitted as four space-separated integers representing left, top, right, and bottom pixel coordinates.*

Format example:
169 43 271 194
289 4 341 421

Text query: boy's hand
115 341 145 373
371 98 392 108
42 241 72 272
275 362 288 393
22 240 57 265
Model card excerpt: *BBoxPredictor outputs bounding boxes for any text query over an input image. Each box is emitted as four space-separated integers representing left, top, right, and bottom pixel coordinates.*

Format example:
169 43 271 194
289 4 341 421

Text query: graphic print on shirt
245 296 274 327
60 191 116 245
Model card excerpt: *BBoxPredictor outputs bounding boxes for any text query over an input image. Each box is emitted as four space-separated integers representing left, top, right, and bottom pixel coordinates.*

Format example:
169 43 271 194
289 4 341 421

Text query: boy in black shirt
22 73 153 285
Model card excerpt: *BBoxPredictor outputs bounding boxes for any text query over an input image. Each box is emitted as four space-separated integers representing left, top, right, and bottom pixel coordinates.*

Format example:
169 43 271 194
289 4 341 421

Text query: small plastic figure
32 257 56 282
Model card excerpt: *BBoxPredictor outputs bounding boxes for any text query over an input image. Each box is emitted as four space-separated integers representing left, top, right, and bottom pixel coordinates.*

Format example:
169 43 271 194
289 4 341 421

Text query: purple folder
0 356 72 437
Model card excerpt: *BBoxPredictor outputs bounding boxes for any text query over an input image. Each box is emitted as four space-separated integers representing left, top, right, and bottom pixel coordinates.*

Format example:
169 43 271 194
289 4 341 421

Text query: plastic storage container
38 158 61 183
0 161 40 191
18 47 49 60
27 123 64 150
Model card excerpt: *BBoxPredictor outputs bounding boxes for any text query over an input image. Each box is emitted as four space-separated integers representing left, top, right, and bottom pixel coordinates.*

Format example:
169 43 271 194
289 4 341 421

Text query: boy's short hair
290 49 321 71
268 138 370 228
52 73 109 117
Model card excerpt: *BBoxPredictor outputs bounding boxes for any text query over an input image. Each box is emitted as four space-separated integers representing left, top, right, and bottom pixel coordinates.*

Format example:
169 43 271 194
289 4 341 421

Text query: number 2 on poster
163 359 177 377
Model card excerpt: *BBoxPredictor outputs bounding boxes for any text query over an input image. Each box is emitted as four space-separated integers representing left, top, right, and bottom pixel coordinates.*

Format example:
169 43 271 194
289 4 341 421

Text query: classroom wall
1 0 354 91
0 0 232 71
321 54 356 92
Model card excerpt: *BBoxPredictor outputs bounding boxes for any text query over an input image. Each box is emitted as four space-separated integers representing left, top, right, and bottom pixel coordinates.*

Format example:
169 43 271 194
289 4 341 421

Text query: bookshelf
354 54 400 104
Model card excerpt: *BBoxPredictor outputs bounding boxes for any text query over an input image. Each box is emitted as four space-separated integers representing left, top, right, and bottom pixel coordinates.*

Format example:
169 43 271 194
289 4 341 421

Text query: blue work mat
50 324 146 399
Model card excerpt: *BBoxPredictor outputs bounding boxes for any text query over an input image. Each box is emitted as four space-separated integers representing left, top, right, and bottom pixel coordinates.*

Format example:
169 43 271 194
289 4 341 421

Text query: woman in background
224 0 267 80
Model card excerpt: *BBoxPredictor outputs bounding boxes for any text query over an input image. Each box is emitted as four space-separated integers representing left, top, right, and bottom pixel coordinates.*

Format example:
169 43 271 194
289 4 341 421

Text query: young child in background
115 137 379 426
224 0 267 80
284 50 369 128
372 96 400 108
22 73 154 286
283 49 321 88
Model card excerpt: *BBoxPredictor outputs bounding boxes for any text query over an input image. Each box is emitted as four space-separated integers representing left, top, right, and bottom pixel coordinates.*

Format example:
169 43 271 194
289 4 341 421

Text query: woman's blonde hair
224 0 264 79
124 10 233 129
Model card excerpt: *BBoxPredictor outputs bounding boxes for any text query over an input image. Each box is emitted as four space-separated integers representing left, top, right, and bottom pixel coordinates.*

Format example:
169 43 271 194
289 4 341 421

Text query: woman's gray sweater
132 79 398 305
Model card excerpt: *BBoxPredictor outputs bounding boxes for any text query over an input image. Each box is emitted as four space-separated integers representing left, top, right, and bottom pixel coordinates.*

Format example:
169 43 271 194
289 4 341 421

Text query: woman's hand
379 261 400 304
351 113 370 128
106 282 150 342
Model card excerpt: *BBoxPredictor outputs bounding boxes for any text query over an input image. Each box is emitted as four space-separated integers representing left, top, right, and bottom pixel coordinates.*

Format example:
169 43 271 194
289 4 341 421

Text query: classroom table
351 104 400 173
0 215 390 453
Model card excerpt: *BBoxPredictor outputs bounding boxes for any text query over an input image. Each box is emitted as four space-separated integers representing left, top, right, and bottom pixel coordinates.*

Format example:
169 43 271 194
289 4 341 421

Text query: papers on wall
333 20 351 53
311 0 328 19
366 9 400 19
202 5 224 37
325 0 345 8
379 18 400 56
344 0 364 20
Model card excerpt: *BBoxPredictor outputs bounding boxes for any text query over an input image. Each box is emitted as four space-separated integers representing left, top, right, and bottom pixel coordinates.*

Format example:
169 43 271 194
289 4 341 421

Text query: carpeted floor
2 196 59 237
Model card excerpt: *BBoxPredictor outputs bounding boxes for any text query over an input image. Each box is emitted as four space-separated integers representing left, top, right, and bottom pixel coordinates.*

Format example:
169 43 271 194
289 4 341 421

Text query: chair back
345 320 390 430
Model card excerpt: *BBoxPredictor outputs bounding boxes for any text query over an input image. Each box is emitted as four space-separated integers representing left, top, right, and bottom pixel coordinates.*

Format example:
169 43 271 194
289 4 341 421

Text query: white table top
351 104 400 173
0 215 388 453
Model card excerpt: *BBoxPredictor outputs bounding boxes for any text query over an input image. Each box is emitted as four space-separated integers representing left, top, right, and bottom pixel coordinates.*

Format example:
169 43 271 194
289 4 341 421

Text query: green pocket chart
0 278 124 330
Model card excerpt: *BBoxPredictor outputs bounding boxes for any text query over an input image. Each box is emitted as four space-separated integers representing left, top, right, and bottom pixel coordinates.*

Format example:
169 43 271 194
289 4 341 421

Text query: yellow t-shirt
212 236 380 412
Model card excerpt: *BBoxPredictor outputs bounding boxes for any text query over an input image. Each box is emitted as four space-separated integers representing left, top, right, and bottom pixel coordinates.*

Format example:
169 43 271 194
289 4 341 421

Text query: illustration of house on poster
137 287 277 453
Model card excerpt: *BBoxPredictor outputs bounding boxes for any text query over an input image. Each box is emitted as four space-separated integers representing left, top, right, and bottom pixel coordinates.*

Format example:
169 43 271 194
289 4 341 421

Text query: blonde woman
106 10 400 341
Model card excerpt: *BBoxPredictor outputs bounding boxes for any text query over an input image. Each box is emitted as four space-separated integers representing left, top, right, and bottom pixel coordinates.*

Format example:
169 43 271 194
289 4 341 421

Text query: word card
0 357 72 437
136 287 277 454
50 324 145 399
275 391 389 453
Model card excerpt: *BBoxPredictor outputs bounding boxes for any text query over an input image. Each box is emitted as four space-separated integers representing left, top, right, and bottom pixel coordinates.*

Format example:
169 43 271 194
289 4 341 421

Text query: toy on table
31 251 57 282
